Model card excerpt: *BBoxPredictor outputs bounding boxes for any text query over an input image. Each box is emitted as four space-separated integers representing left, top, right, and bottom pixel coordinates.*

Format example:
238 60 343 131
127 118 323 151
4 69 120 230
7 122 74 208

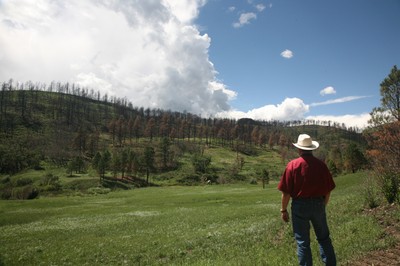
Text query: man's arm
280 192 291 223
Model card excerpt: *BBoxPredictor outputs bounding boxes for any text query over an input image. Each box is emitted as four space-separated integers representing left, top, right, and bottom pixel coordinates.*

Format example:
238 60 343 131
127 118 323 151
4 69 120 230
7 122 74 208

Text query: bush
191 154 211 174
0 187 12 200
40 173 61 191
15 177 33 187
40 184 62 193
87 187 111 195
40 173 54 184
178 174 201 185
379 171 399 204
235 144 258 156
327 159 340 177
363 175 380 209
261 169 270 184
202 173 218 184
249 178 258 185
0 176 11 184
11 185 39 200
64 179 100 191
230 173 246 181
217 176 228 184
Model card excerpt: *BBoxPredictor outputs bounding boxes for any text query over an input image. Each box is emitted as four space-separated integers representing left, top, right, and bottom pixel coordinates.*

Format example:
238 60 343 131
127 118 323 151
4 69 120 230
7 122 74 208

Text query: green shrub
40 184 62 192
202 173 218 184
261 169 270 184
249 178 258 185
39 173 62 191
0 187 12 199
11 185 39 200
230 173 246 181
363 175 380 209
87 187 111 195
235 144 258 156
191 154 211 174
178 174 201 185
64 179 99 191
101 179 131 190
0 176 11 184
40 173 59 186
327 159 340 177
379 171 399 204
14 177 33 187
217 176 228 184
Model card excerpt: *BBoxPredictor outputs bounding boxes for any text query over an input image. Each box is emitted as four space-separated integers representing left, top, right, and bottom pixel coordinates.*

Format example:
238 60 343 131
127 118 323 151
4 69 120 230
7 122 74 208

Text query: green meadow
0 172 393 265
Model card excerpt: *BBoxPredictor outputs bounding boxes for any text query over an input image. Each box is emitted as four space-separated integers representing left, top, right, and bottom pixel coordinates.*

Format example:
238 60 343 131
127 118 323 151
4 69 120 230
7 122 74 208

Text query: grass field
0 172 393 265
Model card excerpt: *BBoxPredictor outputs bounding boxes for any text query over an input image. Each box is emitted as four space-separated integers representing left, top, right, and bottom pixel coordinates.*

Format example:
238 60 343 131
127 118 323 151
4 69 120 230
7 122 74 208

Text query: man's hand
281 210 289 223
280 192 291 223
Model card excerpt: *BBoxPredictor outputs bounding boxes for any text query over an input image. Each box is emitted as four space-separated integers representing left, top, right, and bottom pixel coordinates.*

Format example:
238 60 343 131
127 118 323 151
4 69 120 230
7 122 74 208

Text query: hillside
0 87 367 198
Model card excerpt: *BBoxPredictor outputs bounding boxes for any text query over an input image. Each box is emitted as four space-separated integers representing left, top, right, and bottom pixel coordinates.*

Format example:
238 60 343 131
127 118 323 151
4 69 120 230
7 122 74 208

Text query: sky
1 0 399 129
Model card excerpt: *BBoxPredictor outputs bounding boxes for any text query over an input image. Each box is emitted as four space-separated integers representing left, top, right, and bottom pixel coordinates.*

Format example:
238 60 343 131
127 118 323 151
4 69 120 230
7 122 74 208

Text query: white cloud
320 86 336 96
216 97 370 129
233 12 257 28
310 96 370 107
0 0 233 117
228 6 236 12
0 0 370 130
164 0 207 24
281 49 294 59
255 4 266 12
232 0 266 28
217 98 310 121
306 113 371 129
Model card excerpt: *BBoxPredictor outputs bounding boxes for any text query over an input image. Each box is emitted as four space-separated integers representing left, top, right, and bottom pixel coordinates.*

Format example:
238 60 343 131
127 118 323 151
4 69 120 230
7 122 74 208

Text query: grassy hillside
0 172 395 265
0 142 286 198
0 89 367 199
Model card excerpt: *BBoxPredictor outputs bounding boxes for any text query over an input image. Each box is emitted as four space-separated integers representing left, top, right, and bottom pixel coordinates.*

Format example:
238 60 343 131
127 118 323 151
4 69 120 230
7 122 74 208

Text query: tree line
0 78 366 178
1 79 364 133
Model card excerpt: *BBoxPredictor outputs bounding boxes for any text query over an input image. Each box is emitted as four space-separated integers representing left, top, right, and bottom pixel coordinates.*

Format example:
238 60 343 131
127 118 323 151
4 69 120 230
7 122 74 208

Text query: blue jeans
291 198 336 266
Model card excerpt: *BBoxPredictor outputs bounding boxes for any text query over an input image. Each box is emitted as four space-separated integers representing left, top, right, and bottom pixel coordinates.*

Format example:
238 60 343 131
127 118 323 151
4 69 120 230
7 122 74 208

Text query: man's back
279 154 335 199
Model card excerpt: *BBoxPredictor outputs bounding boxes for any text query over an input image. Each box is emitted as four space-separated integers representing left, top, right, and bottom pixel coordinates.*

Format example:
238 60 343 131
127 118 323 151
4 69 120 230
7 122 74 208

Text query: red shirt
278 154 335 198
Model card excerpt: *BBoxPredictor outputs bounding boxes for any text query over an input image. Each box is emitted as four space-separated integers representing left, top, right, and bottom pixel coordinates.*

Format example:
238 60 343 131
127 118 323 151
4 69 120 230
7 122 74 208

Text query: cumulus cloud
217 98 310 121
281 49 294 59
0 0 370 129
217 97 369 129
0 0 234 117
310 96 370 107
320 86 336 96
232 1 267 28
233 12 257 28
306 113 371 129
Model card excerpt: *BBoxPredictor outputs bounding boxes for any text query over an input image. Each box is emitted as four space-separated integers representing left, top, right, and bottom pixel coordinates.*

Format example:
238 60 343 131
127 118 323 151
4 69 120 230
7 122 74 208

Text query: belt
293 196 324 201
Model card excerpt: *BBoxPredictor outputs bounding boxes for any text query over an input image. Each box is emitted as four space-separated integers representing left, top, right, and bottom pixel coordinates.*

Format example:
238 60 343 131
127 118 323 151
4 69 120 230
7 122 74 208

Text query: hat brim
293 141 319 150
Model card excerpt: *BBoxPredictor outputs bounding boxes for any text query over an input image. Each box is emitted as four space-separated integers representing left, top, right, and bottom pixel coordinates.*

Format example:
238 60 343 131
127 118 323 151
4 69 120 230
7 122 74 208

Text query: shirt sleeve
325 165 336 192
278 163 292 194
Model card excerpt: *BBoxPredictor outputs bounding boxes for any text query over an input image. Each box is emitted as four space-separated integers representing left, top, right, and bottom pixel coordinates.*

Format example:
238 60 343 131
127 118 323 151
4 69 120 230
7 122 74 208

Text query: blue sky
196 0 400 127
1 0 399 128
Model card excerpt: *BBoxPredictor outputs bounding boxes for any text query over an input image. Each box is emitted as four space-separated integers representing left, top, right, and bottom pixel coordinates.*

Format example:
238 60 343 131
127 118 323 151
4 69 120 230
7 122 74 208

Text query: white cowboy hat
293 134 319 150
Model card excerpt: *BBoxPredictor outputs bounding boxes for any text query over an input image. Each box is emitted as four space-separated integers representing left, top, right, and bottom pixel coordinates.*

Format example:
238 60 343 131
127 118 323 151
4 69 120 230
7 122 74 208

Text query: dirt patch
344 204 400 266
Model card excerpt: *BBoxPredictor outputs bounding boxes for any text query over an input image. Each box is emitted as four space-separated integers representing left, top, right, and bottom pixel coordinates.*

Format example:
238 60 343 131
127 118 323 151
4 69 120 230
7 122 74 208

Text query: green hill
0 87 367 198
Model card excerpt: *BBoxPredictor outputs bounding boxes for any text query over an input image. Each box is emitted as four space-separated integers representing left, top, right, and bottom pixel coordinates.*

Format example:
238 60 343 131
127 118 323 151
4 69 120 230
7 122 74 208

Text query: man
278 134 336 266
